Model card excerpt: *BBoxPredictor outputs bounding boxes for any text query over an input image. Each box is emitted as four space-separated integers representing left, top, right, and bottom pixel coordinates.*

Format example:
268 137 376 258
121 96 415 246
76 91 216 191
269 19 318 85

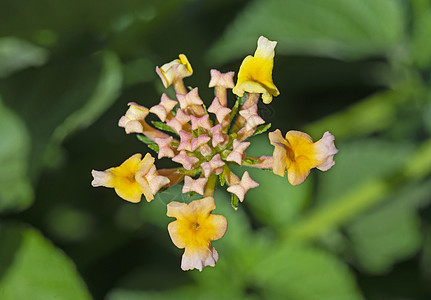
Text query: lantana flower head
91 36 338 271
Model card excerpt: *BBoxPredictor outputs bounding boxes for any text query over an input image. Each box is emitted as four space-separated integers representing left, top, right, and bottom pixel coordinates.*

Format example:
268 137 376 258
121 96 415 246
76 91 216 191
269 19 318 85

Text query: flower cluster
91 36 338 271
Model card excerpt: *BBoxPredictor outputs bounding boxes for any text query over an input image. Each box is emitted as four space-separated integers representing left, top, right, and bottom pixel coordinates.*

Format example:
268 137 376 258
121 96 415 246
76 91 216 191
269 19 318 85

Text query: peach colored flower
91 153 169 202
269 130 338 185
167 197 227 271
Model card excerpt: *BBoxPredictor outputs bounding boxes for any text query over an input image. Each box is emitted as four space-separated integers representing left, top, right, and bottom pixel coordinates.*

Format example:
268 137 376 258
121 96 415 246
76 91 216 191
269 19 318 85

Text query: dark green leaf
344 180 430 274
51 51 122 144
0 97 33 213
208 0 405 64
0 37 49 78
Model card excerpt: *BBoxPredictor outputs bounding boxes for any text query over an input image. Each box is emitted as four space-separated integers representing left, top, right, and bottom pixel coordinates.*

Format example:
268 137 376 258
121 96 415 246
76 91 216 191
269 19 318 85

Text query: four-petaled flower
167 197 227 271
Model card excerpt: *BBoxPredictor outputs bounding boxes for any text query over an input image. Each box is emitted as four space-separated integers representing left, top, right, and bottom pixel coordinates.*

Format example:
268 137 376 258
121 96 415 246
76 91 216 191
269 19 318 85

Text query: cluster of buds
91 36 338 271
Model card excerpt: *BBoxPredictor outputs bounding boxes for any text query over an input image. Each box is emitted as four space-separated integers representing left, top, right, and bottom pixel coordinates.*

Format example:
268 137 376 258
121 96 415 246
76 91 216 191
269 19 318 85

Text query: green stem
204 173 217 197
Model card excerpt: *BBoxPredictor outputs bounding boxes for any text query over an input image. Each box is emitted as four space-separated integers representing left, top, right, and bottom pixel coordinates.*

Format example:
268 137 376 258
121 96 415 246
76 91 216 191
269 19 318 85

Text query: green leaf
0 224 91 300
107 288 199 300
219 172 226 187
0 37 49 78
230 193 239 210
0 50 121 178
151 121 177 134
345 180 429 274
137 135 156 145
208 0 405 64
412 8 431 69
148 144 159 153
253 123 271 136
0 97 33 213
51 51 122 144
253 243 363 300
188 191 197 197
242 157 259 165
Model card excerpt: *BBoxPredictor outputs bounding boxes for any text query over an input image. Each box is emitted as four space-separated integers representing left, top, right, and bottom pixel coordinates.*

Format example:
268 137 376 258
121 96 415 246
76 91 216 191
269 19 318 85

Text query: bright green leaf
412 9 431 69
253 123 271 136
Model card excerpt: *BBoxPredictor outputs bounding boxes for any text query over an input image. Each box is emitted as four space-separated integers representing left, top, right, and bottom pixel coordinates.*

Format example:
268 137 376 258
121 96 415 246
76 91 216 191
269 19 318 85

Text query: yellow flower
156 54 193 88
91 153 169 203
269 130 338 185
233 36 280 104
167 197 227 271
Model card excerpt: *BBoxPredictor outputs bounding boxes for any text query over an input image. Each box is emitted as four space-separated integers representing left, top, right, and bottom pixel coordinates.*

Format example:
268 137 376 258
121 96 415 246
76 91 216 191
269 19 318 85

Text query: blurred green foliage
1 0 431 299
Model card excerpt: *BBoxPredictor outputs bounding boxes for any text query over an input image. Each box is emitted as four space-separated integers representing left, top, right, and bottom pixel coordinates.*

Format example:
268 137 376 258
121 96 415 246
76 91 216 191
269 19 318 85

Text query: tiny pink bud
226 171 259 202
172 151 199 170
239 104 265 131
191 135 211 152
208 97 231 125
201 154 225 177
190 114 212 131
177 131 193 151
154 136 175 159
210 124 228 147
166 109 190 134
208 69 235 89
226 140 250 165
176 88 205 116
150 94 177 122
182 176 208 195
